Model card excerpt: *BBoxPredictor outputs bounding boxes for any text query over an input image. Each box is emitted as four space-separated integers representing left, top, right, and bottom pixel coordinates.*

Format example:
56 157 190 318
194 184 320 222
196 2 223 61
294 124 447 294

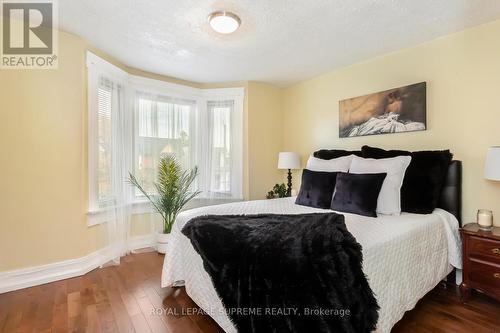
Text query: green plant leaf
128 154 201 233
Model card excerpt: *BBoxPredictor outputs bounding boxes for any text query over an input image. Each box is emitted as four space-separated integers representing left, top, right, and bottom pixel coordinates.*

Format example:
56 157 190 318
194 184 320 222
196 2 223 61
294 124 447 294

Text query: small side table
459 223 500 302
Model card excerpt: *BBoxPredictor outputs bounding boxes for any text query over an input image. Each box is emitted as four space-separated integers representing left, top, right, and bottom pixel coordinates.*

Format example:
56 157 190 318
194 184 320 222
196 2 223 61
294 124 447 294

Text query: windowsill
86 197 243 227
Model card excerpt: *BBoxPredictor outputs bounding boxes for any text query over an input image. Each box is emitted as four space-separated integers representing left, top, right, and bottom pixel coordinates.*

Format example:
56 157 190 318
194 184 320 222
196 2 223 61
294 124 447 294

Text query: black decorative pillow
313 149 362 160
361 145 453 214
331 172 387 217
295 169 339 209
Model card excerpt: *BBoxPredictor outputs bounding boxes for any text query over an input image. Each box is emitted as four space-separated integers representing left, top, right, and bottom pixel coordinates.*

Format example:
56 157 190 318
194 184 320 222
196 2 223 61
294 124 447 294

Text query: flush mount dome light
208 11 241 34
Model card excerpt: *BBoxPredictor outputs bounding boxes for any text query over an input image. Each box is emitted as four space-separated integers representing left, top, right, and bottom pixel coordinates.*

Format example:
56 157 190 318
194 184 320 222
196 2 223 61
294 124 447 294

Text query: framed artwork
339 82 426 138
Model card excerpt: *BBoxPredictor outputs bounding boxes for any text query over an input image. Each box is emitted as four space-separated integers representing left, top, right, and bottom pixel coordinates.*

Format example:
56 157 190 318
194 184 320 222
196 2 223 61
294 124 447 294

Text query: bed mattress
161 197 461 333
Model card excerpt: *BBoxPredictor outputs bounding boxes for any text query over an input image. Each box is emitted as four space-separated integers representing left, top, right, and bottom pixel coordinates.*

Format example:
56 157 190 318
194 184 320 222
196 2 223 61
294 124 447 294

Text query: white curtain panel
201 100 239 199
133 91 196 196
97 76 133 263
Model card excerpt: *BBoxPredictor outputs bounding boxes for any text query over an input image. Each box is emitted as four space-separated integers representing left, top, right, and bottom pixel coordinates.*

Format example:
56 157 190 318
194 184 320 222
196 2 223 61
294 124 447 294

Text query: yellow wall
283 19 500 225
0 31 102 271
247 82 284 199
0 31 282 272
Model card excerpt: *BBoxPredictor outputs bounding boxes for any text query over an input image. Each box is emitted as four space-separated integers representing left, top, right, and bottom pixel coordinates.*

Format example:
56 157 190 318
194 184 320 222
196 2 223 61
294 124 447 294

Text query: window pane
97 82 112 205
208 100 233 194
138 98 154 137
157 102 190 139
135 95 194 196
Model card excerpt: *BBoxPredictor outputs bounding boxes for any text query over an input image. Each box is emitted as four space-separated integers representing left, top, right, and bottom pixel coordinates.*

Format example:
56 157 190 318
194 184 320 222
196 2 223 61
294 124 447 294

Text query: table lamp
482 146 500 229
485 146 500 181
278 152 301 196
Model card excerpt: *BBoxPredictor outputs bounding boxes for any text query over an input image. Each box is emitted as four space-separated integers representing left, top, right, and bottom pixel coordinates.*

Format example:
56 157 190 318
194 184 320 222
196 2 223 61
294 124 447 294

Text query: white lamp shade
278 152 301 170
484 146 500 181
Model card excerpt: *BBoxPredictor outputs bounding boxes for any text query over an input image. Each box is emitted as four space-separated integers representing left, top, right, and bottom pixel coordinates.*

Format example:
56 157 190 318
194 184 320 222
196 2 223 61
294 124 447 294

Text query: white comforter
162 197 462 333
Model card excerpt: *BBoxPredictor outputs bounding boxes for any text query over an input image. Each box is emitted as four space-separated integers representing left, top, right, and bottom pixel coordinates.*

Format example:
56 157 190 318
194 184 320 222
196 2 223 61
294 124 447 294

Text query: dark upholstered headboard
312 150 463 225
438 161 462 225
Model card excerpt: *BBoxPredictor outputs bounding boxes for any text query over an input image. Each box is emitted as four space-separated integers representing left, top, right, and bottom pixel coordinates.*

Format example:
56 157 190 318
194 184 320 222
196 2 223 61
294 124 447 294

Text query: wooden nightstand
460 223 500 302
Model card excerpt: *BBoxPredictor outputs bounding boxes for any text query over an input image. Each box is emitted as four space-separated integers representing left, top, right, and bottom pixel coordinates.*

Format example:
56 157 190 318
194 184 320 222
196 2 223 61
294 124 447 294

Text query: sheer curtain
129 91 197 236
99 76 133 263
133 94 243 203
88 63 133 264
133 92 196 197
200 100 237 199
108 76 133 262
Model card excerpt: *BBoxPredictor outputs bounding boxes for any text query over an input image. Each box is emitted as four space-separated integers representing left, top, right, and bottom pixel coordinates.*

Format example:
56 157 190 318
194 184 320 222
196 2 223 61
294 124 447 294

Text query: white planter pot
156 232 170 254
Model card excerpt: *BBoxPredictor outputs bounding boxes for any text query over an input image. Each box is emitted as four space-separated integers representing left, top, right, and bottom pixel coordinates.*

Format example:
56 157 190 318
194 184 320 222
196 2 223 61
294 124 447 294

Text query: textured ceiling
59 0 500 86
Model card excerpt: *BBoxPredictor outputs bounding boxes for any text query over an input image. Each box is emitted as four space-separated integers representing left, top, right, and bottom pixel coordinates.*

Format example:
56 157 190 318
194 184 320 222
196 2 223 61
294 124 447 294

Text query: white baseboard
0 234 156 294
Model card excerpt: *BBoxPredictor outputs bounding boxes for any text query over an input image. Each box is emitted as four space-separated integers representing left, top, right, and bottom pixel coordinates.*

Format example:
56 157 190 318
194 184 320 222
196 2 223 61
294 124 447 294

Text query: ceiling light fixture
208 11 241 34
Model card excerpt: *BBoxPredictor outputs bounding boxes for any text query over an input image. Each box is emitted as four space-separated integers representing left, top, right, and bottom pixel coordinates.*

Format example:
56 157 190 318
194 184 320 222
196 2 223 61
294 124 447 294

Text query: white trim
87 197 244 225
85 52 245 99
86 61 99 214
0 246 114 293
87 201 153 226
0 235 156 294
201 87 245 98
231 94 244 199
86 209 116 226
86 51 128 80
128 74 200 100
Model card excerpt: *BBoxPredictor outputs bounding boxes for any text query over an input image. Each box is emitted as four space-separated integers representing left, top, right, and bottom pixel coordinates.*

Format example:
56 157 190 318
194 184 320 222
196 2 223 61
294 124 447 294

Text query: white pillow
306 155 353 172
349 155 411 215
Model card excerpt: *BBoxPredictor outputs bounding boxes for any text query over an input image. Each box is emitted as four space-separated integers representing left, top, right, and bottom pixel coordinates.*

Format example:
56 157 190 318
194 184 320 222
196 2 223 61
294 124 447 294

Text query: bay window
86 52 244 225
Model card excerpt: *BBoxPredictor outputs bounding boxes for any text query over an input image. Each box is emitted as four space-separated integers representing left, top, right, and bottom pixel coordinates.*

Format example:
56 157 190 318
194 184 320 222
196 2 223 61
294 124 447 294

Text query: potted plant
128 154 201 254
266 183 288 199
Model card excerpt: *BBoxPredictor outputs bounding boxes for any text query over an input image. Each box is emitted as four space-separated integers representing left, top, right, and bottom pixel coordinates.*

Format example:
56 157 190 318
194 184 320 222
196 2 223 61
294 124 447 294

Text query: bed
161 160 463 333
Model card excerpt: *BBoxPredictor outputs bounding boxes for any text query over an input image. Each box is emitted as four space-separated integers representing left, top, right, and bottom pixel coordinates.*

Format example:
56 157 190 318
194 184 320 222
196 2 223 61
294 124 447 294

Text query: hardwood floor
392 283 500 333
0 251 498 333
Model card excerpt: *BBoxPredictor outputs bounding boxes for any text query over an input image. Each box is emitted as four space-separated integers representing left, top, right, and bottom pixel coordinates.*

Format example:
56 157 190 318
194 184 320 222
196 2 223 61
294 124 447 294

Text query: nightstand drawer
460 224 500 302
469 236 500 261
469 259 500 296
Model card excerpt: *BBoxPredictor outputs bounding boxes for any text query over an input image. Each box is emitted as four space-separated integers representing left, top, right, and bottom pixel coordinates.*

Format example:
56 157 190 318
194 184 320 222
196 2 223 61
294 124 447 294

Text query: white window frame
86 53 128 222
86 51 244 225
201 90 244 199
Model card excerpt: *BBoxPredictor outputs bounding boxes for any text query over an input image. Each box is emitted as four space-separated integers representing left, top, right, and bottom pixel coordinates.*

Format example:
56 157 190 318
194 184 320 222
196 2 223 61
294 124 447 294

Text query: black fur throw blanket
182 213 379 333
